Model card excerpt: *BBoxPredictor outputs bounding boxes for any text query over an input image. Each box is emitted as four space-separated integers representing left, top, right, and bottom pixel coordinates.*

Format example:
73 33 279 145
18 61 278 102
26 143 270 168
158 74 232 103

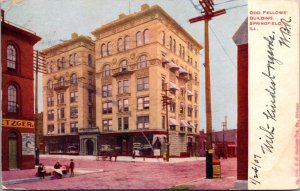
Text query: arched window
7 45 17 70
102 64 110 77
137 55 148 69
119 60 128 72
70 73 77 84
118 38 123 52
124 36 130 50
169 36 172 50
47 80 53 89
143 29 149 44
101 43 107 57
8 85 17 113
161 31 165 46
107 42 112 55
74 53 78 65
136 31 142 47
57 59 61 70
59 77 64 86
61 57 65 69
173 39 176 53
88 54 93 66
69 55 74 66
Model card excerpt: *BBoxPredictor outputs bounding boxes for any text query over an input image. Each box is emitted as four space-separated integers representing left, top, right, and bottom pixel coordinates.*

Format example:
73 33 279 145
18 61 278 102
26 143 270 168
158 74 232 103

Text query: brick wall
237 43 248 180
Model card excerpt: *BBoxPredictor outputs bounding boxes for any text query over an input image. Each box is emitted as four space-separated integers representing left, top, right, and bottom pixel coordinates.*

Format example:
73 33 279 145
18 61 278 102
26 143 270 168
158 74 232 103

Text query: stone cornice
42 35 95 56
91 5 202 50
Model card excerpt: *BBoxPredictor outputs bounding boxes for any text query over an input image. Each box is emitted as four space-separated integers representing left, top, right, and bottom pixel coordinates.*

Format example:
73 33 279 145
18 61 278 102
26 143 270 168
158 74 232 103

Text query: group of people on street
37 159 75 179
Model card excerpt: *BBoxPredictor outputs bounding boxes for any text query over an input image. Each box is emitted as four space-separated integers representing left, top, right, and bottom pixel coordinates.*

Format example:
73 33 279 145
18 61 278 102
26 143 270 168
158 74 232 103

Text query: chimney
71 33 78 39
1 9 4 22
141 4 150 11
119 13 126 19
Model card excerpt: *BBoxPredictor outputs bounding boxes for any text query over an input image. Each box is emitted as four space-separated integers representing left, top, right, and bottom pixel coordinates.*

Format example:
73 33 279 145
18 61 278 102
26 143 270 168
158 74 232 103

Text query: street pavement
2 156 237 190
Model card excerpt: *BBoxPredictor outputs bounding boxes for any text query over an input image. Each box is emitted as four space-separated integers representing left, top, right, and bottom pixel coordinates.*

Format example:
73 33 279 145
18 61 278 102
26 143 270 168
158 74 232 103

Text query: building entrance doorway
8 132 18 169
86 139 94 155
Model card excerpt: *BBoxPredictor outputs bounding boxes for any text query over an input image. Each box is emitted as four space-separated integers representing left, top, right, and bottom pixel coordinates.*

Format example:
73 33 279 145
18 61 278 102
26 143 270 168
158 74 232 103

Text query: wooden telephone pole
189 0 226 179
33 50 46 164
161 83 172 162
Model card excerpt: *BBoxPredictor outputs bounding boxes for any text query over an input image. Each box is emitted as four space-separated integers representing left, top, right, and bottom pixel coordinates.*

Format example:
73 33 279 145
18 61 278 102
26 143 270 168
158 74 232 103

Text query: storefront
44 135 80 155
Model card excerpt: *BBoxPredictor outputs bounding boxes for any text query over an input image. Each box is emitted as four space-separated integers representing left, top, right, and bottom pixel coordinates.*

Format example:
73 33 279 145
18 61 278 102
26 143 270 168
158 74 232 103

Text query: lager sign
2 119 34 128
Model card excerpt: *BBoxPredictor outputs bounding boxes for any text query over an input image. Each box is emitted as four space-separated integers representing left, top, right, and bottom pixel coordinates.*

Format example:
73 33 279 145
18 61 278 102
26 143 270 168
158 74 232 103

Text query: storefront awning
167 61 180 71
180 120 190 127
152 134 166 145
187 90 194 96
170 118 180 126
169 82 179 90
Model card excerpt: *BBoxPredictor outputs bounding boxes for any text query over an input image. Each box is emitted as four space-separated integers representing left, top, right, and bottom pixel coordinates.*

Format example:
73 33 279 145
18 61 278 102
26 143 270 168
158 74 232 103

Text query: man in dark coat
69 159 74 176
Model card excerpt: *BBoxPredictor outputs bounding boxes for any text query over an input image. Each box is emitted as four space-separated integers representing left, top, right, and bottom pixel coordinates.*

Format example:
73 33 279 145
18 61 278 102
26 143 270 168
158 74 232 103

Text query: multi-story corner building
91 4 202 156
42 4 202 157
42 33 96 155
1 10 41 170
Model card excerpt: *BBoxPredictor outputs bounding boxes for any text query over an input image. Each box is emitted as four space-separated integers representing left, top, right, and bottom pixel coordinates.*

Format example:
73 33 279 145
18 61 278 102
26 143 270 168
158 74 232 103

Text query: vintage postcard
0 0 299 190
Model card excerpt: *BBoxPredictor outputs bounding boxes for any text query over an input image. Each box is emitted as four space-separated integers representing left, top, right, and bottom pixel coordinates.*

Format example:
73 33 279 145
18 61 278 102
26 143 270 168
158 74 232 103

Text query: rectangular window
70 122 78 133
162 116 165 129
70 91 78 103
103 119 112 131
57 93 64 104
170 101 176 112
188 95 192 101
58 123 65 134
47 110 54 120
123 99 128 111
57 108 65 119
118 118 122 130
47 96 54 106
47 124 54 134
170 125 176 131
124 117 129 130
88 106 93 119
118 81 122 95
195 92 198 103
137 97 149 110
195 107 198 118
102 84 112 97
102 101 112 114
137 77 149 91
188 106 193 117
70 107 78 118
118 100 123 112
123 80 129 93
137 116 149 129
180 103 185 114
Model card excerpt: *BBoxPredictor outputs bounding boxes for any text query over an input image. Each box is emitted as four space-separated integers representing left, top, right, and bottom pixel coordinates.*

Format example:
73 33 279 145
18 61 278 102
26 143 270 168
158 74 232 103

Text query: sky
1 0 248 131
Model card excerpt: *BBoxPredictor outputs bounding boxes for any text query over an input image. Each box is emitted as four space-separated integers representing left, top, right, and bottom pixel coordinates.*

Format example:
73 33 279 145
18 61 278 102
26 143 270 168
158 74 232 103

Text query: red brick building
1 10 41 170
232 18 248 189
212 129 237 158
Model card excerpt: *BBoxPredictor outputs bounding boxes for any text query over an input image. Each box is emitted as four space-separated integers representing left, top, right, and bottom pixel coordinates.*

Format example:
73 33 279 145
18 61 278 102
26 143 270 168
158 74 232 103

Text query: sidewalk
40 154 205 163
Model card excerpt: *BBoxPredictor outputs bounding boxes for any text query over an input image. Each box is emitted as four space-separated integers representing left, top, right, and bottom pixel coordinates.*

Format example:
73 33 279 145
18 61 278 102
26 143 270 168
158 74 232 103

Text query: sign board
2 119 34 128
22 133 35 155
213 165 221 178
153 149 160 156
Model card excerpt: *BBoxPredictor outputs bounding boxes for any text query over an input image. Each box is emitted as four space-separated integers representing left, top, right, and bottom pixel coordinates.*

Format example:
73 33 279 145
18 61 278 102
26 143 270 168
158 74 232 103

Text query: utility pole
221 116 227 159
189 0 226 179
161 83 172 162
33 50 46 165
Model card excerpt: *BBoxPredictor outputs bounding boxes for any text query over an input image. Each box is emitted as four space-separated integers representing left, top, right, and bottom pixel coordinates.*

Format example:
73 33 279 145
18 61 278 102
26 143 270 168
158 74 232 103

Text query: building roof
1 10 41 44
41 33 95 55
92 4 202 50
212 129 237 143
232 18 248 45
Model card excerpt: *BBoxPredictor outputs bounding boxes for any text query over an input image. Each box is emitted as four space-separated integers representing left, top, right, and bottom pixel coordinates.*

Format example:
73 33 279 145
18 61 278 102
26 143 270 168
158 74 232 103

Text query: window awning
167 61 180 71
169 82 179 90
187 90 194 96
152 134 167 145
161 57 169 64
170 118 179 126
180 120 190 127
178 67 189 75
188 121 196 128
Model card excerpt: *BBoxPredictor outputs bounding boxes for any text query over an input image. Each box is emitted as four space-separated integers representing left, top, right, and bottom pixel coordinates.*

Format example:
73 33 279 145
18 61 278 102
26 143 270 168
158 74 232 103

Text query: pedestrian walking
69 159 75 177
